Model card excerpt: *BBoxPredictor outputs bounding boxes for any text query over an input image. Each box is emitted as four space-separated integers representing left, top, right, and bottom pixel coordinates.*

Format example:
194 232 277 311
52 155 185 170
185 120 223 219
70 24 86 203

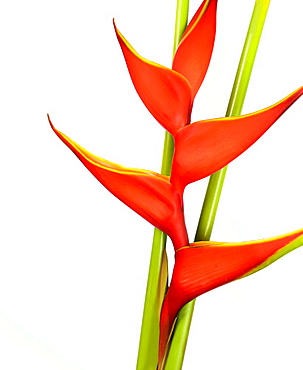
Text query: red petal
170 87 303 195
49 117 188 250
172 0 217 98
159 228 303 365
114 21 192 136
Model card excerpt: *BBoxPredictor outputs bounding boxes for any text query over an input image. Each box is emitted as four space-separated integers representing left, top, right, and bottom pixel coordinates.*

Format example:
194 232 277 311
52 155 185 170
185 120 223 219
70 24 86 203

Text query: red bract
173 0 218 98
49 87 303 252
158 229 303 365
114 23 192 136
170 87 303 195
49 116 188 250
114 0 217 134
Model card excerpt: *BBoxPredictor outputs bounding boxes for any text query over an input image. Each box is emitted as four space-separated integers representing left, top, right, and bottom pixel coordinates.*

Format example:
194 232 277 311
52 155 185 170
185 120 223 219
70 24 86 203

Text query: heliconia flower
49 0 303 368
114 0 217 135
48 116 188 250
170 86 303 195
158 228 303 366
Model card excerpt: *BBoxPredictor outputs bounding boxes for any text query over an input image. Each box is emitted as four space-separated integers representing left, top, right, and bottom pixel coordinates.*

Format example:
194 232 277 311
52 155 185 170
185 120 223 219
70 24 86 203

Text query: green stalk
164 1 271 369
136 1 190 369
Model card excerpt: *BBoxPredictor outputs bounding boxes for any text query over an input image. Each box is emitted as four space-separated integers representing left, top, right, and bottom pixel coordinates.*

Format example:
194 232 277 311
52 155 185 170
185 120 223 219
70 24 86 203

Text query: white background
1 0 303 369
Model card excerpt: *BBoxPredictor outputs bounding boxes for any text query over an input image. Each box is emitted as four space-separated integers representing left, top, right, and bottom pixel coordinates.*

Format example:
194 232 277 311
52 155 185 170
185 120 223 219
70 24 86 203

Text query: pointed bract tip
112 18 119 34
47 114 54 130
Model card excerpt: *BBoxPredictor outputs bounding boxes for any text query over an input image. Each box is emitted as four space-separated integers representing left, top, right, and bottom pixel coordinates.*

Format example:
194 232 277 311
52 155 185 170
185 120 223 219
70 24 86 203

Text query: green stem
173 0 190 56
164 1 271 369
136 1 190 369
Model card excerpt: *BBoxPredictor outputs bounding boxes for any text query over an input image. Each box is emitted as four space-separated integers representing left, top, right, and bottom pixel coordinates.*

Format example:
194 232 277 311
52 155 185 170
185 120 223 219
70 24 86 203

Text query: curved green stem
136 1 190 369
164 1 271 369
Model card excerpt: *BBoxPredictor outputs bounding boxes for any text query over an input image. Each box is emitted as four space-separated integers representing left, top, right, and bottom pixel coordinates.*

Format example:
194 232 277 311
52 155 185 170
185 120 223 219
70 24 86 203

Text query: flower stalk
136 1 190 369
164 1 271 369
